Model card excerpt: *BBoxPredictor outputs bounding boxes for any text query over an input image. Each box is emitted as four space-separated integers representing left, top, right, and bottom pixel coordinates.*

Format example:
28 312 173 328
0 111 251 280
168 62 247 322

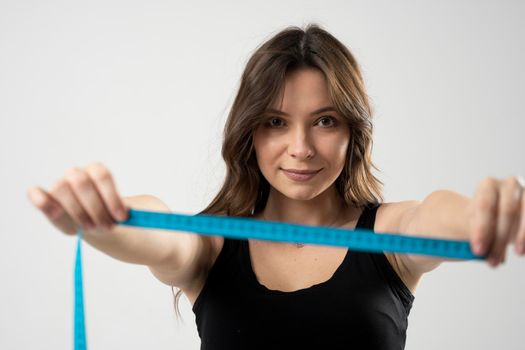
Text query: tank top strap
192 237 243 314
355 202 381 231
354 202 416 311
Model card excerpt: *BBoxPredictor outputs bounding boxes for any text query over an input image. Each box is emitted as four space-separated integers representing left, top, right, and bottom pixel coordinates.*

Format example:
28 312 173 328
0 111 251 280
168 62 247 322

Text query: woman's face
253 67 350 201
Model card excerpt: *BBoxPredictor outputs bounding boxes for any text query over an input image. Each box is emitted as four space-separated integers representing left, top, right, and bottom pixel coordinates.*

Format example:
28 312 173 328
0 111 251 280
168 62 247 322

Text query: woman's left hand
469 176 525 267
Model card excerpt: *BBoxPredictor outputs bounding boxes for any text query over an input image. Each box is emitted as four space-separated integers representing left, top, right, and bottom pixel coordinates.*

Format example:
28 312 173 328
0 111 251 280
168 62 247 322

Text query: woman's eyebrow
264 106 337 116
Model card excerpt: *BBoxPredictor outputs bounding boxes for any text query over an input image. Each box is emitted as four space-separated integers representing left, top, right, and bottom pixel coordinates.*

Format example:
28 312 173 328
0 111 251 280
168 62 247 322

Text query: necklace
260 204 345 248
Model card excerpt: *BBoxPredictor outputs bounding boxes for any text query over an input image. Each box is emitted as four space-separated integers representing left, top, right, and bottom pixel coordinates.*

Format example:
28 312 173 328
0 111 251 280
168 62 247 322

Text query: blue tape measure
73 208 486 349
74 230 87 350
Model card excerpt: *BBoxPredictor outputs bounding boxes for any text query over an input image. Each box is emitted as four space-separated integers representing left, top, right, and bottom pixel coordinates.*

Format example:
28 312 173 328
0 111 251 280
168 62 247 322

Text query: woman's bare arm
81 195 210 290
28 162 209 291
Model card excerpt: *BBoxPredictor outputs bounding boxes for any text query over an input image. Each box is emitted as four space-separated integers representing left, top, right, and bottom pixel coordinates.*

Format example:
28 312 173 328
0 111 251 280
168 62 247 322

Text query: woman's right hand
27 162 129 236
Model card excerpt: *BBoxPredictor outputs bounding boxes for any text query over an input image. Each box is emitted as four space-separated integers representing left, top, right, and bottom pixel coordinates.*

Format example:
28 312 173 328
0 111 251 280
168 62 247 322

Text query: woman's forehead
269 69 332 112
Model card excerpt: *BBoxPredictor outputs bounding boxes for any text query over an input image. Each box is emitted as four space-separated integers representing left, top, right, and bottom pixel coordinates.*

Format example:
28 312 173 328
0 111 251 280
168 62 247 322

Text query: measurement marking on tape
74 208 486 349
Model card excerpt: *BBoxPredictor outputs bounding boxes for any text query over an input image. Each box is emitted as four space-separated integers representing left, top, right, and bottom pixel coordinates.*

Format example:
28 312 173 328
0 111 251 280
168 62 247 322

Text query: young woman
28 24 524 349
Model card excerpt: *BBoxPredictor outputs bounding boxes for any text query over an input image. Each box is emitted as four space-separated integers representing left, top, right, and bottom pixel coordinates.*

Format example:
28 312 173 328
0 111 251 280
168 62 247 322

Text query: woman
27 24 525 349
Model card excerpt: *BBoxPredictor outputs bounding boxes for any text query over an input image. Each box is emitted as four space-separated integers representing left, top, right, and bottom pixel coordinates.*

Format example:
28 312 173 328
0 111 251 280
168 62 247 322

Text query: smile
281 168 322 182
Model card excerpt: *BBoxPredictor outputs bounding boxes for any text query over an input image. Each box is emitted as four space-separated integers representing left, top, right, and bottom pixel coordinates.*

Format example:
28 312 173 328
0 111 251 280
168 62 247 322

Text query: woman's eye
317 116 337 127
266 117 285 128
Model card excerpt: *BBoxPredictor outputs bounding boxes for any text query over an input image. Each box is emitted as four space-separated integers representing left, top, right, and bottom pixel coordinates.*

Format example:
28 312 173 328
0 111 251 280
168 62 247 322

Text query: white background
1 0 524 349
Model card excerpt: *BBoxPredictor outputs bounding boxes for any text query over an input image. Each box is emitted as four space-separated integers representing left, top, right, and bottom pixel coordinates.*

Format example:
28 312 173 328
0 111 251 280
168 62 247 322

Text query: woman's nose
287 128 315 160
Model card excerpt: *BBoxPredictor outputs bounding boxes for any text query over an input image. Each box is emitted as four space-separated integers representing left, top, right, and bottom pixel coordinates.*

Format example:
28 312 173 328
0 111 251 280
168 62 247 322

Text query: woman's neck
258 185 352 228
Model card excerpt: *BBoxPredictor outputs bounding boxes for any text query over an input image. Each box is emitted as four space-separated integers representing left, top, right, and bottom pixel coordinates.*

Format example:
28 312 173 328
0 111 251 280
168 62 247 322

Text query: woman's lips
281 168 322 182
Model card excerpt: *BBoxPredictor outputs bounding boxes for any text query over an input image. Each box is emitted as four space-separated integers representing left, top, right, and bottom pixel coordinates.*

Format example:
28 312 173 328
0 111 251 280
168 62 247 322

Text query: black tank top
192 203 415 349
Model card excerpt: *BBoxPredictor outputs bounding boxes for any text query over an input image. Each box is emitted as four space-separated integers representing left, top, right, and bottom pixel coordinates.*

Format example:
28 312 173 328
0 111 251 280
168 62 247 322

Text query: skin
252 66 357 237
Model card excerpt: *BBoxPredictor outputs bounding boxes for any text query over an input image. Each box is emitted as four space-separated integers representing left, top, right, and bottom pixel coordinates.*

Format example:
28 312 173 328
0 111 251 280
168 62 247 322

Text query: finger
471 178 499 265
64 167 114 228
509 214 521 250
85 162 128 222
508 177 523 248
27 186 81 235
492 177 522 265
514 184 525 256
49 179 95 229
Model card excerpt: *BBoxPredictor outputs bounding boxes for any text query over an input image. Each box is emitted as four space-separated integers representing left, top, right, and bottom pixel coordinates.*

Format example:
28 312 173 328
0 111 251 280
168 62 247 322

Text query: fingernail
474 242 484 255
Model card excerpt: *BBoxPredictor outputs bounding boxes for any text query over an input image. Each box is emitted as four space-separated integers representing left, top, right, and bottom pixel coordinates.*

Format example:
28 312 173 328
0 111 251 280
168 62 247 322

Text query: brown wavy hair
171 23 384 321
